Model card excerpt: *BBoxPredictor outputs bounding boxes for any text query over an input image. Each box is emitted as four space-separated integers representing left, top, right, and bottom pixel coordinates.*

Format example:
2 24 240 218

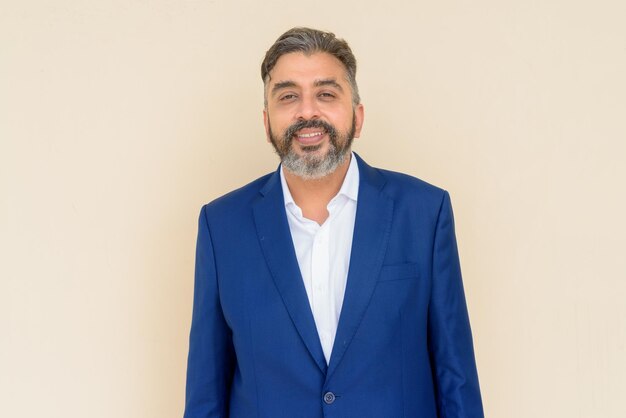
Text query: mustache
283 119 337 141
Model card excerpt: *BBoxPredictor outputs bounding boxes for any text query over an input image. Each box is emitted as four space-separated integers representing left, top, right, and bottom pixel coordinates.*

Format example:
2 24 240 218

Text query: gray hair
261 27 361 107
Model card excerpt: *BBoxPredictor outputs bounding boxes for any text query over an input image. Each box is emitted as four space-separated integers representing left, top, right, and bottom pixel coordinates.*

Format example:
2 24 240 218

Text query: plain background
2 1 625 417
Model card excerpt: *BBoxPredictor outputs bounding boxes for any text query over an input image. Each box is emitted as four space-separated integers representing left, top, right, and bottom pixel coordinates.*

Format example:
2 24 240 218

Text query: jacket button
323 391 336 404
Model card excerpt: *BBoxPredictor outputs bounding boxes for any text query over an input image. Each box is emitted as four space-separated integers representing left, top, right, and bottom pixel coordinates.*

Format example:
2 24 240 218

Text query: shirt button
323 391 336 404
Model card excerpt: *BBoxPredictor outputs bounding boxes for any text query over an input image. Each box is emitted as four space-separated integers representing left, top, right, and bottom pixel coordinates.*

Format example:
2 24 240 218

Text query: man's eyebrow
314 79 344 91
271 80 297 96
271 79 344 95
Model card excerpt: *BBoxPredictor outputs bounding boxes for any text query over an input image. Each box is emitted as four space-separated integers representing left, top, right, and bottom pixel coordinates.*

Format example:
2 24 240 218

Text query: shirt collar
280 152 360 209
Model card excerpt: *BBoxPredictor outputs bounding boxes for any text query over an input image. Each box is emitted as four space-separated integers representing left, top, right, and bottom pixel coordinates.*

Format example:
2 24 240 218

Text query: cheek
267 110 292 132
329 109 354 130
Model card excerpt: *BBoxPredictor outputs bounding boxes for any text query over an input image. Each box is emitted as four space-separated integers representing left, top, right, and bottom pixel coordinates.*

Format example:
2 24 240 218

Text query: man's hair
261 27 360 107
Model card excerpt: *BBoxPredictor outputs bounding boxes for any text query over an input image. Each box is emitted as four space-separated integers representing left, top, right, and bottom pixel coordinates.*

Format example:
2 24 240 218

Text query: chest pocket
378 263 419 282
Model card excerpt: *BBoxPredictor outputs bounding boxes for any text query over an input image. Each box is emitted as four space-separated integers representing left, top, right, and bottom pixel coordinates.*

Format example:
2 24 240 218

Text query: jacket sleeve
184 205 235 418
428 191 484 417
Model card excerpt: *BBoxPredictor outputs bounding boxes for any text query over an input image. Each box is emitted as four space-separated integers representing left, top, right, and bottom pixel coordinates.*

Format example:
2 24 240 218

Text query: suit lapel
252 170 328 374
326 154 394 380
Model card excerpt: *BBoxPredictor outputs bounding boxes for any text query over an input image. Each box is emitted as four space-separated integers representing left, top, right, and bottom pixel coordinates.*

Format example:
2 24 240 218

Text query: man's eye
280 94 297 101
319 92 335 98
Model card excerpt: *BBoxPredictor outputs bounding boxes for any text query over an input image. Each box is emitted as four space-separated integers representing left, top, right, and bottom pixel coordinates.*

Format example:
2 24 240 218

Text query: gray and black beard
268 115 356 180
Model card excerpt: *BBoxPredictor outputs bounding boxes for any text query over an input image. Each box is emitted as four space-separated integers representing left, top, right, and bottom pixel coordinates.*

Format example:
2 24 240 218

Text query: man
184 27 484 418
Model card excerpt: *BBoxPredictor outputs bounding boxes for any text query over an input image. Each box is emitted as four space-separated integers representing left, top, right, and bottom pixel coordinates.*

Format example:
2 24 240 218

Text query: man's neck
283 154 352 225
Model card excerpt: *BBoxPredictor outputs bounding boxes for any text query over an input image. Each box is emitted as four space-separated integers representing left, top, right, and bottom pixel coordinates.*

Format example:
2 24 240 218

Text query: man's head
261 27 364 180
262 27 361 107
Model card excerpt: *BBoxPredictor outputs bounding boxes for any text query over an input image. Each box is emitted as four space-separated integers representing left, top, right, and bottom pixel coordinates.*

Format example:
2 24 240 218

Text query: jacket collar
253 153 393 378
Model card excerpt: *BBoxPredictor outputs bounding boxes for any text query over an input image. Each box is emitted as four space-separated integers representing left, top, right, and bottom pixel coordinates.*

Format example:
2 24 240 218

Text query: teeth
297 132 323 138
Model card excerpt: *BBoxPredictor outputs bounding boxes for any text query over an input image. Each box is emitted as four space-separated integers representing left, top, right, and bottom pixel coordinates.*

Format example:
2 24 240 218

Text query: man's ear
263 108 271 143
353 103 365 139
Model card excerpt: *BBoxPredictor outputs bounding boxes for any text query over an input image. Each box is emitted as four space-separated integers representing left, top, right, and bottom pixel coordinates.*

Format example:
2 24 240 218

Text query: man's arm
428 191 484 417
183 205 235 418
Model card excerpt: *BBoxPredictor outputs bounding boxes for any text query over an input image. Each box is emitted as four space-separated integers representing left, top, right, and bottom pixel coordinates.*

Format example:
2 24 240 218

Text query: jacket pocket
378 263 419 282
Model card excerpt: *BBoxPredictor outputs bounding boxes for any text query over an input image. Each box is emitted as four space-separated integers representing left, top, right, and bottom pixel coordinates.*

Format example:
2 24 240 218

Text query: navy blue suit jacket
184 154 483 417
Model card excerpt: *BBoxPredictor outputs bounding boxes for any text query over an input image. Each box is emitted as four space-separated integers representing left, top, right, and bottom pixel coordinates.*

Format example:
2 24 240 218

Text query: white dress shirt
279 153 359 365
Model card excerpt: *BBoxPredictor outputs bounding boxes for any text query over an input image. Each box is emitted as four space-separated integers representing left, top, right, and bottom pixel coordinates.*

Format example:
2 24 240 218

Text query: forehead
268 52 348 86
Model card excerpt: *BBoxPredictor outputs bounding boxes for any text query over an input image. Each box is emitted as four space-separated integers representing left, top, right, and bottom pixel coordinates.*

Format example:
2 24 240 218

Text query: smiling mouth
296 131 324 138
294 131 325 146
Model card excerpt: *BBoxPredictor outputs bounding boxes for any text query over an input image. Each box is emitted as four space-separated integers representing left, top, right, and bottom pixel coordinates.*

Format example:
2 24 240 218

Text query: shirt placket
311 218 332 362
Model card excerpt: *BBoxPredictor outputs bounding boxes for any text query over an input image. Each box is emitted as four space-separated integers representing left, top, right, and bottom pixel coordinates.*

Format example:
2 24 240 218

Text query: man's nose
295 95 320 120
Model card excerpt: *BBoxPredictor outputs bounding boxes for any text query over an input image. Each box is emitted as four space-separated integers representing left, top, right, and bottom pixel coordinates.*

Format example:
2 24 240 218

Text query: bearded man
183 27 484 418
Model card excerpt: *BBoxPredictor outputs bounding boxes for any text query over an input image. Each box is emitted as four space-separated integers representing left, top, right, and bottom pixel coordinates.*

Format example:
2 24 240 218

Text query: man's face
263 52 364 179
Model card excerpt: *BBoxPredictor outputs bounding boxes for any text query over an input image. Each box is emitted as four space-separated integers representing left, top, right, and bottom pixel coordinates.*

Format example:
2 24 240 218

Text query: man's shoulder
379 167 443 192
201 171 275 218
369 163 447 206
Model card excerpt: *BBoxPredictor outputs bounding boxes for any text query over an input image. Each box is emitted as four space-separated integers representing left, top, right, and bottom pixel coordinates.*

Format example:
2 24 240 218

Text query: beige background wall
2 1 625 417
